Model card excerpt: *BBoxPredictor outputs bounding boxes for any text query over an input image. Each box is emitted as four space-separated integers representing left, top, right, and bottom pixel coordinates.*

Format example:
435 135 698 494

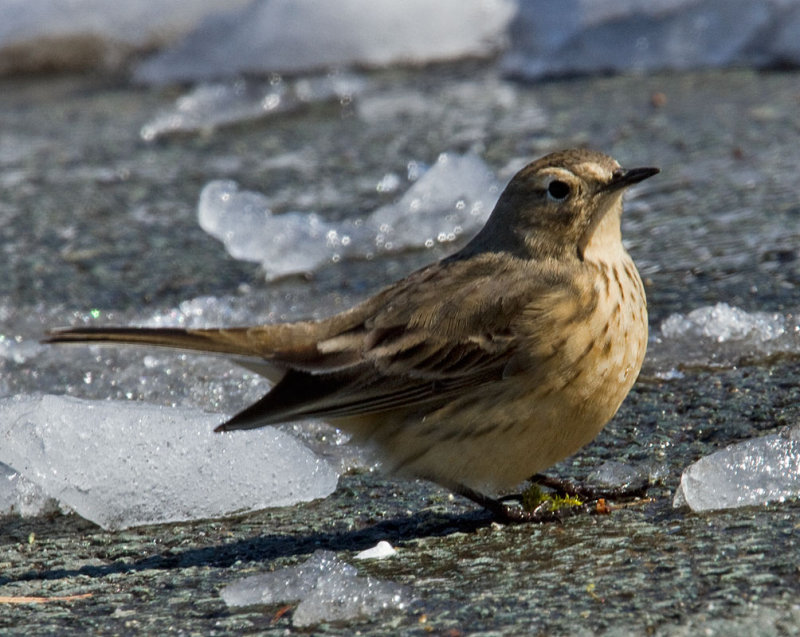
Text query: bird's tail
42 324 324 361
45 326 254 354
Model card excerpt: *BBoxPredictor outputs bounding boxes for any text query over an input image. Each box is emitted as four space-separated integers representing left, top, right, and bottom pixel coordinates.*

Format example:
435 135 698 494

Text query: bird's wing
218 256 551 430
218 333 516 430
46 254 572 432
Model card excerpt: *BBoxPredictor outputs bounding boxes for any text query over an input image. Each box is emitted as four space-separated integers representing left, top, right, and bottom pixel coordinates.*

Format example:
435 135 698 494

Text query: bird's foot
452 470 652 524
528 473 650 501
453 483 600 525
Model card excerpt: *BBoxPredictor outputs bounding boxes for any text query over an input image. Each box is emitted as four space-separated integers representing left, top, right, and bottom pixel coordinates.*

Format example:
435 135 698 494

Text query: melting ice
503 0 800 80
140 73 365 140
221 549 410 626
0 394 338 529
197 152 500 279
134 0 515 84
4 1 799 80
646 302 800 374
0 462 59 518
674 427 800 512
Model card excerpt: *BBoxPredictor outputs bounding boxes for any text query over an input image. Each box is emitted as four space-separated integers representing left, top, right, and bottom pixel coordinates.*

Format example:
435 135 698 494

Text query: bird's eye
547 180 571 200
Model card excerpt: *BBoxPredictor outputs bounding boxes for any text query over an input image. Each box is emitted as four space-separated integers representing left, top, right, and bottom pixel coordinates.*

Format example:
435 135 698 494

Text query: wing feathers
47 255 550 432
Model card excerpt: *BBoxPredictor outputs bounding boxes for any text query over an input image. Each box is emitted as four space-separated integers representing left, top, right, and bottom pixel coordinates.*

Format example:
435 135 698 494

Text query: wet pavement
2 65 800 634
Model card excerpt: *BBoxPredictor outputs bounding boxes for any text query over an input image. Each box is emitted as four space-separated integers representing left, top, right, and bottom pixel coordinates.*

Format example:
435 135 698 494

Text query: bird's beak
606 167 660 191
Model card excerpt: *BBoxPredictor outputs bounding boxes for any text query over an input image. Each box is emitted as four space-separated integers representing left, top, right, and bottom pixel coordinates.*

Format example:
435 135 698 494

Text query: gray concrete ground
2 66 800 634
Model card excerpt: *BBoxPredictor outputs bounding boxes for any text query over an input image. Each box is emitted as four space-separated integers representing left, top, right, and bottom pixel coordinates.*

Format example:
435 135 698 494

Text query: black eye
547 180 571 200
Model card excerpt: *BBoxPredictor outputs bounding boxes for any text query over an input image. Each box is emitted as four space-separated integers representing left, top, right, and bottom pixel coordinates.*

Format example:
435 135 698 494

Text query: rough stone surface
2 66 800 633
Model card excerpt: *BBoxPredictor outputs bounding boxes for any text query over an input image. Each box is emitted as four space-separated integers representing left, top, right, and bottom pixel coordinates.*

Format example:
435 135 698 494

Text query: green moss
521 484 583 513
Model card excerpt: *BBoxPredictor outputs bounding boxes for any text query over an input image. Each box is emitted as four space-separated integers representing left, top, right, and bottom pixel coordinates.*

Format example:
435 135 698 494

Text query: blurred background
3 0 799 79
3 1 800 634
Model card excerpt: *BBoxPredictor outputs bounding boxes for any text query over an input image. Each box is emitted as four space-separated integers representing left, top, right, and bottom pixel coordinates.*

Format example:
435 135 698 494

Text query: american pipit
46 149 658 522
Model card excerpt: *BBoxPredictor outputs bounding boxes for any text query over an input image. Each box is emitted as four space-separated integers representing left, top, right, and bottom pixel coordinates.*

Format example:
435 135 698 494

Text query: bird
46 149 658 522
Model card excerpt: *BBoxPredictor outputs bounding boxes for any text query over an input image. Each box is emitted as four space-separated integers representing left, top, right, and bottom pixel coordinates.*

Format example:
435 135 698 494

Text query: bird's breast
546 253 648 427
511 253 648 451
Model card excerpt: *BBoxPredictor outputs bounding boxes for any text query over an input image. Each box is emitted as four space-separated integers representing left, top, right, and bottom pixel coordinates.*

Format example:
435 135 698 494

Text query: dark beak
607 166 660 191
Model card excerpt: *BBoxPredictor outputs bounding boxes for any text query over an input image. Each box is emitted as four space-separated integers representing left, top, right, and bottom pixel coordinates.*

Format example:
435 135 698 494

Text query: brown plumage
46 149 658 520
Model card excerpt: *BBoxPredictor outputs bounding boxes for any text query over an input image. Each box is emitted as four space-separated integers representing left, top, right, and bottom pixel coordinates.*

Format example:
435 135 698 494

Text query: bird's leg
529 473 650 501
452 483 594 524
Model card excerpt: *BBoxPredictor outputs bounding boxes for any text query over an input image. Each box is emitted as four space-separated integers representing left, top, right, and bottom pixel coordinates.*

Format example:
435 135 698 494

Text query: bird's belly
353 294 647 493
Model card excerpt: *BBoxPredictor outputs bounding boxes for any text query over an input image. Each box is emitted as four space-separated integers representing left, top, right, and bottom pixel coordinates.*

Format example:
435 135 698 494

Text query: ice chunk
647 303 800 371
587 461 648 492
503 0 800 80
198 180 363 278
0 462 60 517
660 302 786 343
221 549 410 626
0 394 338 529
0 333 43 364
221 550 355 607
294 560 408 627
673 431 800 512
140 73 364 141
369 153 499 250
355 541 397 560
0 0 252 74
134 0 515 84
197 153 500 279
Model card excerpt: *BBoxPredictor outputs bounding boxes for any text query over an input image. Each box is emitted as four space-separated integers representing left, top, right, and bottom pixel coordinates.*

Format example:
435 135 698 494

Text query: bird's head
473 149 658 262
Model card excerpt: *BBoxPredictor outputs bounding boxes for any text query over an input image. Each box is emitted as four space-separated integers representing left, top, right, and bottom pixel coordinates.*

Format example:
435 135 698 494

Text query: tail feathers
43 323 360 380
44 326 279 359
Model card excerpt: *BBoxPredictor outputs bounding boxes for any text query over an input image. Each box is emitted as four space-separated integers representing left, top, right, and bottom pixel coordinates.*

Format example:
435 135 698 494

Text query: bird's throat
577 198 623 262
